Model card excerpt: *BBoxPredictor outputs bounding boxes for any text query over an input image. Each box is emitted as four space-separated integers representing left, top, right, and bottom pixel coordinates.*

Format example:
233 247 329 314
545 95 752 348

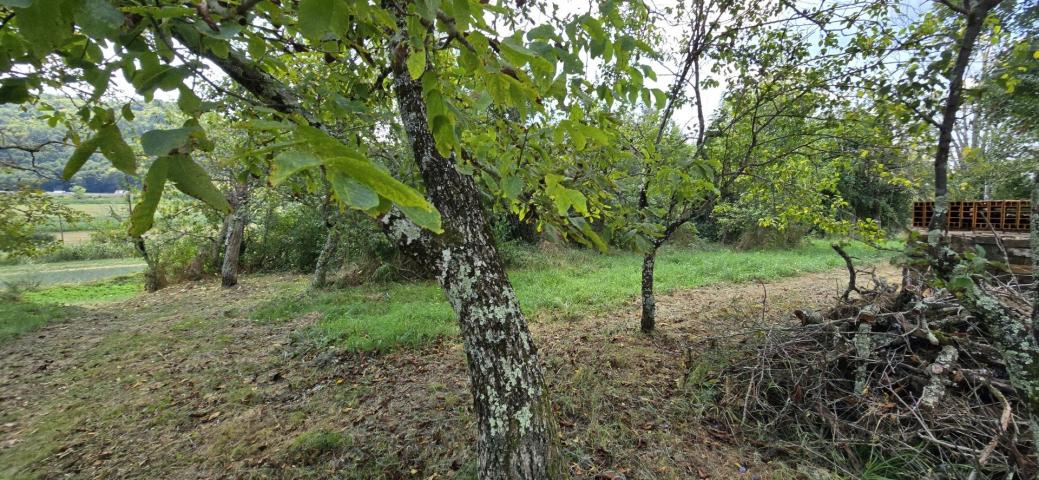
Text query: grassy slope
255 240 893 351
0 276 143 343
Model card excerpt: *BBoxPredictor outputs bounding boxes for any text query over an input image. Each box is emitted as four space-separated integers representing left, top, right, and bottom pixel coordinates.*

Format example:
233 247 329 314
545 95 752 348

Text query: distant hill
0 97 177 193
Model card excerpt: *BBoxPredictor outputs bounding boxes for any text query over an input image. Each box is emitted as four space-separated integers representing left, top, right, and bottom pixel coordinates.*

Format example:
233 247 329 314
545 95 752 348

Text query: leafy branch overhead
0 0 666 242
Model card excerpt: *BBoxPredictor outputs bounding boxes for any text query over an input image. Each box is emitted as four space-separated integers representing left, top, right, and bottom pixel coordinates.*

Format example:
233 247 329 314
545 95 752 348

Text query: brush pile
711 265 1036 478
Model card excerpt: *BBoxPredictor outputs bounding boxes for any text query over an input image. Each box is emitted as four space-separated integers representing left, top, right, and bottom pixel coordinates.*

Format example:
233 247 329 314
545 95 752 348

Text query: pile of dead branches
710 269 1036 478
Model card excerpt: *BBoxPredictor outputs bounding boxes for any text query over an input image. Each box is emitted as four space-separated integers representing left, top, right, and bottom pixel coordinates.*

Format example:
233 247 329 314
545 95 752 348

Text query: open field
0 243 895 478
0 258 146 287
38 194 129 235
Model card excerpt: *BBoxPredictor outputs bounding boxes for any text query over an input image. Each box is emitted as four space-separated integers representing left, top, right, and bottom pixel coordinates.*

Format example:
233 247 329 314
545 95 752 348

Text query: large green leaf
75 0 124 38
407 50 426 80
295 126 434 211
327 155 431 211
15 0 76 56
0 0 33 7
0 80 30 104
129 158 171 236
399 204 443 233
140 127 196 156
298 0 334 41
96 124 137 175
165 155 231 213
63 135 101 180
326 162 380 210
271 150 321 185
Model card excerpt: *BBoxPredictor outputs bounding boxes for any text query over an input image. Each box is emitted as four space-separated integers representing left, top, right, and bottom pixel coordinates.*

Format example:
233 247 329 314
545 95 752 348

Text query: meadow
39 193 130 245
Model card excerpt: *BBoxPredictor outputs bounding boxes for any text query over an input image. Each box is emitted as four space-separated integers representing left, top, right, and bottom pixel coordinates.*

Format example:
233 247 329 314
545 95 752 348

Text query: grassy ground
0 258 146 286
0 276 143 343
0 247 897 479
255 240 893 352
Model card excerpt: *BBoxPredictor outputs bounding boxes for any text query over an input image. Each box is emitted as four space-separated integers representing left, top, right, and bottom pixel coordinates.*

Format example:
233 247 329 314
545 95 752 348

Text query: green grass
24 275 143 305
0 300 74 344
254 240 895 352
0 258 146 286
0 276 143 344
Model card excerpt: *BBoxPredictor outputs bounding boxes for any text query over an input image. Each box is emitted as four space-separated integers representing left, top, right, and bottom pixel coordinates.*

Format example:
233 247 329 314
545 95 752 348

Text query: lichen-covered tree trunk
640 248 658 333
177 29 554 477
311 224 340 289
387 44 554 479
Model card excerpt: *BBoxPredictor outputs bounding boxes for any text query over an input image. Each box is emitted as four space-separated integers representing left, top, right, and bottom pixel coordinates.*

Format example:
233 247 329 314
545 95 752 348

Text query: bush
36 238 136 262
241 204 327 273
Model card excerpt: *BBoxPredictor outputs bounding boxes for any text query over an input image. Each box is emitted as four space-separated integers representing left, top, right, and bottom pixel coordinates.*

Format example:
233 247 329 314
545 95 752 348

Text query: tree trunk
640 248 658 333
387 39 555 479
928 5 990 240
221 208 247 287
221 182 250 288
176 27 554 477
312 224 341 289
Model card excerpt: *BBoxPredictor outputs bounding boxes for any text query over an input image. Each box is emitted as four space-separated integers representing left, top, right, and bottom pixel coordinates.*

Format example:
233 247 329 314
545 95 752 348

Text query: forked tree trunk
312 224 341 289
640 248 658 333
387 38 554 479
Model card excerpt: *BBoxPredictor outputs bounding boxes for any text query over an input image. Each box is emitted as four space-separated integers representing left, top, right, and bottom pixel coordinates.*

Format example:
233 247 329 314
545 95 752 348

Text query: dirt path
0 265 898 479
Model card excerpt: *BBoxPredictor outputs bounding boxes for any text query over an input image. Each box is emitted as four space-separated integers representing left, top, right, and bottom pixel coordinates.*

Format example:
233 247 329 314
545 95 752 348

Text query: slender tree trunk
221 209 247 287
312 224 340 289
928 5 989 241
640 248 658 333
221 182 250 288
387 38 554 479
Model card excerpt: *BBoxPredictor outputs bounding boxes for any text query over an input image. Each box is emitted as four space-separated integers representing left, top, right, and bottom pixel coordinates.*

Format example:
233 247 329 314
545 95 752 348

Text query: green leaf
63 135 101 180
129 157 171 236
407 50 426 80
502 175 523 199
298 0 334 41
326 155 431 211
14 0 75 56
165 155 231 213
271 150 322 185
0 0 33 7
399 204 443 233
75 0 124 38
96 124 137 175
293 126 437 216
177 86 203 114
141 127 197 156
501 36 537 58
327 165 380 209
